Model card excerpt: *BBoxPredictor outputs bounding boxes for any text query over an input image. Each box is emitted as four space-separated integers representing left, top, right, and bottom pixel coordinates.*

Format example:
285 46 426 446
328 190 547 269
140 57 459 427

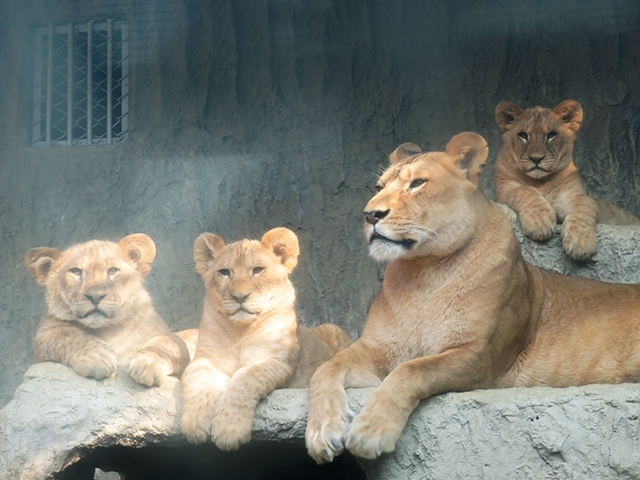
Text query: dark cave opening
56 442 367 480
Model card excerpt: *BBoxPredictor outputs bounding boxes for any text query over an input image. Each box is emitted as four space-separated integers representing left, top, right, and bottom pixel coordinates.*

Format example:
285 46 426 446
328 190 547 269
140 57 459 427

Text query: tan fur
494 100 640 261
26 234 197 386
306 132 640 464
180 228 351 451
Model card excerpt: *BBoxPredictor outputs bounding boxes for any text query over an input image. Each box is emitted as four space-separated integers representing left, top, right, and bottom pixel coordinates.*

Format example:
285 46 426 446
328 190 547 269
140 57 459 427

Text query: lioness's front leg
180 356 230 444
500 185 557 241
211 356 294 451
345 346 487 460
561 193 598 261
306 343 383 464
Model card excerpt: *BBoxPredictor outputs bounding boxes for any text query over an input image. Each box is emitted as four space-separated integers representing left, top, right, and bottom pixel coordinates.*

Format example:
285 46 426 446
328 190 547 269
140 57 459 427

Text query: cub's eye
252 266 265 276
107 267 120 279
374 184 383 193
547 131 557 141
218 268 231 277
409 179 427 190
68 267 82 277
517 132 529 142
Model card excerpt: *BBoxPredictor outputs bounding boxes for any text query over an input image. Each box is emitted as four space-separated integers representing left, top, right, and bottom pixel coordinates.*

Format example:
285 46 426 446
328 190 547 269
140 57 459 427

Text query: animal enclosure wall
1 0 640 408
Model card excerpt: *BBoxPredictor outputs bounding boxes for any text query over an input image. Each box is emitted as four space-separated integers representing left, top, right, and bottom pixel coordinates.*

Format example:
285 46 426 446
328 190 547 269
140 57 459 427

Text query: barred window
32 20 129 147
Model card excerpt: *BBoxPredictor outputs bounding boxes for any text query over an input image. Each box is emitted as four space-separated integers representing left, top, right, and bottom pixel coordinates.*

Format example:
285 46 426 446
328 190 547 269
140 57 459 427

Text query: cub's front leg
124 329 198 387
306 343 382 464
180 356 230 444
499 185 557 241
34 321 118 380
211 356 295 452
561 193 598 261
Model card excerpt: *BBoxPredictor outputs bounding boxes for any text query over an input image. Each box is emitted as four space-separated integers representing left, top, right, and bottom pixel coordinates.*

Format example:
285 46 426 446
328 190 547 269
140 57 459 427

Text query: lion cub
306 132 640 464
26 234 197 387
494 100 640 261
180 228 351 451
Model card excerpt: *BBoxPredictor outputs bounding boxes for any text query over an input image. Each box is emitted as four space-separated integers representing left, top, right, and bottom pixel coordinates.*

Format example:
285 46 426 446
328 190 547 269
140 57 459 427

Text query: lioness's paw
562 219 597 261
71 346 119 380
519 204 557 241
123 350 172 387
305 414 348 464
344 410 401 460
180 407 213 444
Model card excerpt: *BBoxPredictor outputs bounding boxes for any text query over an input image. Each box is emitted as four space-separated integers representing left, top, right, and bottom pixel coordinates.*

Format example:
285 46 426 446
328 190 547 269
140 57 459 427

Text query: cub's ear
553 100 583 133
119 233 156 277
261 228 300 273
193 233 226 277
495 101 524 133
389 142 422 165
445 132 489 186
25 247 61 284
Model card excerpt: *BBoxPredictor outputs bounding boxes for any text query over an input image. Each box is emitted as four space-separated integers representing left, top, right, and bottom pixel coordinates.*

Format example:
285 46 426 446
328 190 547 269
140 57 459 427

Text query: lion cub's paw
123 350 172 387
519 204 557 241
306 414 348 464
181 406 213 444
211 397 254 451
70 345 119 380
562 218 597 261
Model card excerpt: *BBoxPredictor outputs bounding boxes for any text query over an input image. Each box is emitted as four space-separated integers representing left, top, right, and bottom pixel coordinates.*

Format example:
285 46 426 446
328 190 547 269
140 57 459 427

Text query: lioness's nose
529 153 546 165
85 291 106 305
231 293 249 304
364 209 390 225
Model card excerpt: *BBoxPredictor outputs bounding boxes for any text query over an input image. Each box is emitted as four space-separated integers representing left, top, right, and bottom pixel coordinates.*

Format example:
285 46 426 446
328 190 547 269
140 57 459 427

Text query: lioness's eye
252 267 265 276
374 184 383 193
409 179 427 190
547 131 557 141
218 268 231 277
517 132 529 142
107 267 119 278
68 267 82 277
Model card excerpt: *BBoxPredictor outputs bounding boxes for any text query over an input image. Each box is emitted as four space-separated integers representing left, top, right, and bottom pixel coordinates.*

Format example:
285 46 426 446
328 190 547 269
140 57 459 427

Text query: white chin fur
368 241 408 262
77 313 113 329
230 310 257 322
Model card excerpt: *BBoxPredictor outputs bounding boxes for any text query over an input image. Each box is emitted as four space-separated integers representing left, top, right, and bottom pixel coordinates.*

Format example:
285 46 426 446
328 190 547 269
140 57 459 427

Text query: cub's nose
364 209 390 225
85 292 106 305
231 293 249 304
529 153 546 165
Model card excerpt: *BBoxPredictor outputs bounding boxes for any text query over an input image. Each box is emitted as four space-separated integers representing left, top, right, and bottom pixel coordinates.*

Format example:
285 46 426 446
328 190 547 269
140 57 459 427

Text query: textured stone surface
363 385 640 480
3 363 640 480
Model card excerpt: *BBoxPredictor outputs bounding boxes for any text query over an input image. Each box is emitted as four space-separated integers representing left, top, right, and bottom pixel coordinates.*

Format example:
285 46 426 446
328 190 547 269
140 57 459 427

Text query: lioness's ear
25 247 61 284
389 143 422 165
495 101 523 133
119 233 156 277
261 228 300 273
445 132 489 186
553 100 583 133
193 233 226 277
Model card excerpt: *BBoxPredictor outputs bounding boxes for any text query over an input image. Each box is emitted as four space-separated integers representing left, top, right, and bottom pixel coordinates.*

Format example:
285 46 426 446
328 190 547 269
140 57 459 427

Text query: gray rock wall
1 0 640 411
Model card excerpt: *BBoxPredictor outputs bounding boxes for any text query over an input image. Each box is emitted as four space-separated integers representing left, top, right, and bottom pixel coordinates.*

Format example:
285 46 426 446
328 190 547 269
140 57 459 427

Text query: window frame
31 19 129 147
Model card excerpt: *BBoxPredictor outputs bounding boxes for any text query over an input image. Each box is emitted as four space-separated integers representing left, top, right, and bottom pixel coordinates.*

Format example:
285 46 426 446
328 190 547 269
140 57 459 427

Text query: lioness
180 228 352 451
306 132 640 463
494 99 640 261
26 234 198 387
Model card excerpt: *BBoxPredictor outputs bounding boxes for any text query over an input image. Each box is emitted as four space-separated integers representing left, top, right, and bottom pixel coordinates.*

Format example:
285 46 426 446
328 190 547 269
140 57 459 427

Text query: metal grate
32 20 129 147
